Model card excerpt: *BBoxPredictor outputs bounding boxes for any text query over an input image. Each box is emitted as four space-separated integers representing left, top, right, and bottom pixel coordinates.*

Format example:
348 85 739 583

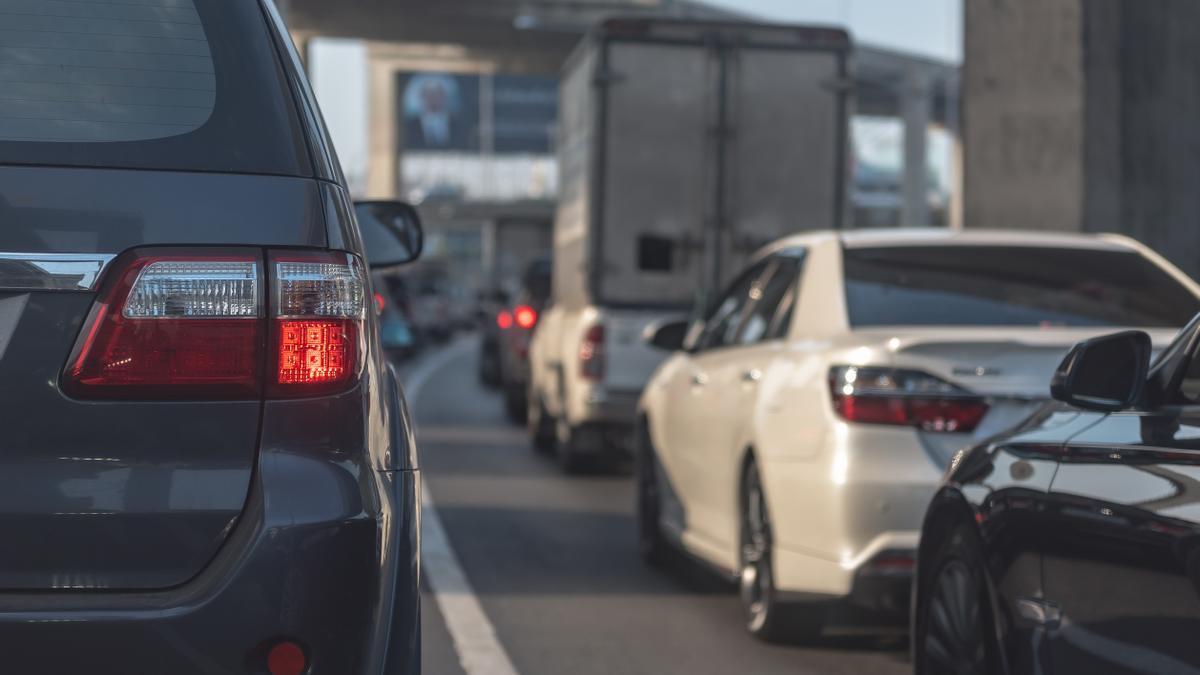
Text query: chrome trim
0 253 116 291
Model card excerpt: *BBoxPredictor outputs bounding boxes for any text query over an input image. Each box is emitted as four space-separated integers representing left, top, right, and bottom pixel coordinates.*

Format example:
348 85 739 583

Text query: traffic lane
412 339 910 675
421 582 468 675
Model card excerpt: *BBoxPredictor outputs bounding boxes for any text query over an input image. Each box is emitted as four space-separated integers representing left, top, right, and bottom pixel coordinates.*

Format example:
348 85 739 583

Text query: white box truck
528 18 852 471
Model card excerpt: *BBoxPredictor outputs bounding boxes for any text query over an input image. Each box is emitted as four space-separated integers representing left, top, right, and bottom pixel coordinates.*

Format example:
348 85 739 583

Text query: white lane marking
404 337 521 675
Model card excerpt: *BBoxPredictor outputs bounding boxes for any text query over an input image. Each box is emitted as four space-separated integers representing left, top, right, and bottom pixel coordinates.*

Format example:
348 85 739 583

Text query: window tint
0 0 308 175
844 246 1200 328
696 260 770 351
739 255 802 345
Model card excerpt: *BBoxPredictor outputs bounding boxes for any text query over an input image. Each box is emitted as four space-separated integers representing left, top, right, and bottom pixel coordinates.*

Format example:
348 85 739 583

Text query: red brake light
63 251 263 400
373 291 386 315
497 310 514 330
267 641 307 675
514 304 537 329
829 366 988 433
277 319 355 386
268 251 366 397
63 247 367 401
579 323 606 381
867 552 915 574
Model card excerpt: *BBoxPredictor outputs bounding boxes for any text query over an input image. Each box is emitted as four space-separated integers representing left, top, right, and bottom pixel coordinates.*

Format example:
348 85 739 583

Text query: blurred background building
279 0 961 301
280 0 1200 295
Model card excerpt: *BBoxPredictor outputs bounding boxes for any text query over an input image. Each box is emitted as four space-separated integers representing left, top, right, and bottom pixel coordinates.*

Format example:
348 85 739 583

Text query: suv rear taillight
828 366 988 433
63 248 366 400
269 251 365 396
579 324 606 381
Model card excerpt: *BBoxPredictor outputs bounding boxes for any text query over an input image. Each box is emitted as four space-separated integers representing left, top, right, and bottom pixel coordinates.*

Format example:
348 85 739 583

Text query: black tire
739 460 824 643
635 421 669 566
914 524 1002 675
503 386 527 425
555 419 590 474
527 389 556 454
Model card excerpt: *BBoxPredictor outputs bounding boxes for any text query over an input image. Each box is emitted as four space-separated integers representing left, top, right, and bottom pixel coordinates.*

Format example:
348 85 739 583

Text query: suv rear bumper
0 457 421 675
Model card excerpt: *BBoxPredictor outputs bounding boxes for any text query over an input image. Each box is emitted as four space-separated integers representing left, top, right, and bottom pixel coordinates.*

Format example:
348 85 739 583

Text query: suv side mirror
643 318 689 352
1050 330 1151 412
355 201 424 268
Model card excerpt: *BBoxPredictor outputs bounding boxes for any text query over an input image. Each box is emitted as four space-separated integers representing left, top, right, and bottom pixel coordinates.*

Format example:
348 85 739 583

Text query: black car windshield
0 0 308 176
844 245 1200 328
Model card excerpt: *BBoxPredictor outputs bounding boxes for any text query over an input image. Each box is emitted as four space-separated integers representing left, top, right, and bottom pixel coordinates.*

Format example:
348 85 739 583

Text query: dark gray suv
0 1 422 673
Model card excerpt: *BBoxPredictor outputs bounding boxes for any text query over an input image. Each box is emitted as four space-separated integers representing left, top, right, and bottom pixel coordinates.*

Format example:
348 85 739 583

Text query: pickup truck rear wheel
527 389 556 454
555 420 590 474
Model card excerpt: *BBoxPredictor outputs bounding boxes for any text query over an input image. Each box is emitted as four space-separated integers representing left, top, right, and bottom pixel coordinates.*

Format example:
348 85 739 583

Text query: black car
0 2 423 673
499 258 552 423
913 318 1200 674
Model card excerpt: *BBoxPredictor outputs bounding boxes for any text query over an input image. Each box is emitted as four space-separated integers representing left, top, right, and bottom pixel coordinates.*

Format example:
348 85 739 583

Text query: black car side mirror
643 318 690 352
355 201 424 268
1050 330 1152 412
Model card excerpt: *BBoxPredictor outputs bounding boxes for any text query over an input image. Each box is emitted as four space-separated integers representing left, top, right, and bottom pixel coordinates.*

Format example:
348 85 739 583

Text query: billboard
397 72 558 154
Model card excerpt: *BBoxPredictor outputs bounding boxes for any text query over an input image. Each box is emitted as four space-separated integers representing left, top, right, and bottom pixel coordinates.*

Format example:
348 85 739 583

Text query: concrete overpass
281 0 959 228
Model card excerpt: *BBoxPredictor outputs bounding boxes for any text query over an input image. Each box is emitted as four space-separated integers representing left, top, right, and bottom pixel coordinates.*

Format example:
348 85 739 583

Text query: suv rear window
844 245 1200 328
0 0 308 175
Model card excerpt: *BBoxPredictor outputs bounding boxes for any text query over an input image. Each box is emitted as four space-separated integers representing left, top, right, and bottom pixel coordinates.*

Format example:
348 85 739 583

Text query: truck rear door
598 41 715 309
721 43 847 284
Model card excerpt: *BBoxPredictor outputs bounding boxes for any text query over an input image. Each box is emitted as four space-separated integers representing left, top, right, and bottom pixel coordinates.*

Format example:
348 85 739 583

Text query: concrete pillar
963 0 1085 233
964 0 1200 276
480 218 498 290
944 74 964 230
900 70 932 227
366 52 399 200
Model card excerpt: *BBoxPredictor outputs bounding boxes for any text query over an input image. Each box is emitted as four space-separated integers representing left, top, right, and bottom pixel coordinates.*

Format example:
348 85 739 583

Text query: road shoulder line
405 338 521 675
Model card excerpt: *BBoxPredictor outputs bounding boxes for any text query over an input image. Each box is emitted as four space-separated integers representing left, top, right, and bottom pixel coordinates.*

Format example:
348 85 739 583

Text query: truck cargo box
553 18 852 311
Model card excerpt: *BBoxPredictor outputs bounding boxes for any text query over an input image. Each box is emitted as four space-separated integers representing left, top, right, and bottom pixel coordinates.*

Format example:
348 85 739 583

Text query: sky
704 0 962 62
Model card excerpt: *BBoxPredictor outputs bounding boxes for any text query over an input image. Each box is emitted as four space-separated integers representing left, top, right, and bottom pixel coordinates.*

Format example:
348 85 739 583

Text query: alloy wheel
923 557 989 675
740 463 773 633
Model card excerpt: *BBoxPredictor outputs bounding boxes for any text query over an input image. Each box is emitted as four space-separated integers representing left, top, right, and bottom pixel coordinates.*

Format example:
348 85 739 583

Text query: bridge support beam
900 70 932 227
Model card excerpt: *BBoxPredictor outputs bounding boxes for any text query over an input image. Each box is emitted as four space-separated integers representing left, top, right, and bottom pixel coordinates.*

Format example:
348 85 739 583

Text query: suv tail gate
0 0 323 591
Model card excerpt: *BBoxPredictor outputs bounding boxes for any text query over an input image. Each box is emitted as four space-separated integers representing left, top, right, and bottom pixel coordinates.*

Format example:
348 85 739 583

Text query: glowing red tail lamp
514 304 537 329
63 248 367 400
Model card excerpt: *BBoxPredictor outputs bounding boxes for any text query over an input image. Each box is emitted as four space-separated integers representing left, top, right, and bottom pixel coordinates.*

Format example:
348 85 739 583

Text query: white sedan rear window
844 246 1200 328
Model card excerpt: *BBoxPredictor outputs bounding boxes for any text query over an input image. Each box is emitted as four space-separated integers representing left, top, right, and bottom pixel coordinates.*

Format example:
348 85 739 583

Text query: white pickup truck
529 18 853 471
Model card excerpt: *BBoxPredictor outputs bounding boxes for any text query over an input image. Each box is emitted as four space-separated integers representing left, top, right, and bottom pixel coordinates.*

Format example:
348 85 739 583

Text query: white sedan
634 228 1200 641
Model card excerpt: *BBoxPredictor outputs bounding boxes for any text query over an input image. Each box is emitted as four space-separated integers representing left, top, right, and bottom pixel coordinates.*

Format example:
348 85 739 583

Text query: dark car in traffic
0 1 423 673
500 258 552 423
913 317 1200 674
478 258 552 423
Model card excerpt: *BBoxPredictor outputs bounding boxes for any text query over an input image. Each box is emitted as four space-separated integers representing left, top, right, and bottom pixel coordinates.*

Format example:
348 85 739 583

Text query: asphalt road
411 336 910 675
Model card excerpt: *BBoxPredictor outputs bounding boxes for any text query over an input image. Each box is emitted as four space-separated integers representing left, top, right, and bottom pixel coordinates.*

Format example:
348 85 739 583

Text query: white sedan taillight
63 248 367 400
828 366 989 433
